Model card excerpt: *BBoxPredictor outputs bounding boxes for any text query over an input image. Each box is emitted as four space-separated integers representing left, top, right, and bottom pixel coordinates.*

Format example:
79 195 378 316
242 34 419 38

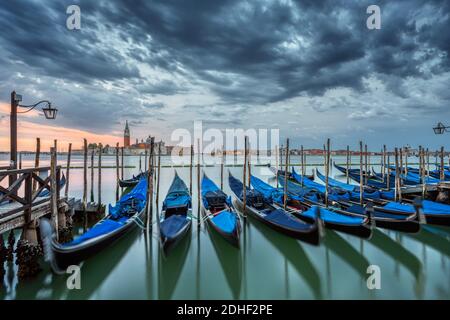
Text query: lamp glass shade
42 106 57 119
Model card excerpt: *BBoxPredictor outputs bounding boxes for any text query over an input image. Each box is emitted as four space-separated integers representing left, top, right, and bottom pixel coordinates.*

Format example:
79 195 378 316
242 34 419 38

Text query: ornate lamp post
433 122 450 135
9 91 58 185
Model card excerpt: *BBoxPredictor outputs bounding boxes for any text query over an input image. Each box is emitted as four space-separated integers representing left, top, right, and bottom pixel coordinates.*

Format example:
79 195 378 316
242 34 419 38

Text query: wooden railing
0 166 62 220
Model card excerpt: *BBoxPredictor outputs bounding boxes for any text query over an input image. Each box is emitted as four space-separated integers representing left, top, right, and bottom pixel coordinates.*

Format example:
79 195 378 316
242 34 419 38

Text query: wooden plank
0 200 67 234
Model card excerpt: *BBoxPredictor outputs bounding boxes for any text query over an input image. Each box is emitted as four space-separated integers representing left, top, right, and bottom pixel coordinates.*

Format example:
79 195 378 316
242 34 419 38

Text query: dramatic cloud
0 0 449 149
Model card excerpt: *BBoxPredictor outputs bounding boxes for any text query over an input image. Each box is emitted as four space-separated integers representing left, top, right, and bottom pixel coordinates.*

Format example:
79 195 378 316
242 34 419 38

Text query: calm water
1 154 449 299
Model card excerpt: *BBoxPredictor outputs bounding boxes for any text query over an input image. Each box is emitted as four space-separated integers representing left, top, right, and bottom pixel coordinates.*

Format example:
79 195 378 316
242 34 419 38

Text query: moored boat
201 173 241 248
40 176 147 272
251 174 372 238
159 171 192 255
228 172 321 245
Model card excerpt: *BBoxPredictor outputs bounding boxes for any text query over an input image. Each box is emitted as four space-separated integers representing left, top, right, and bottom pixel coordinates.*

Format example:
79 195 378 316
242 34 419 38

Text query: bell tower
124 120 130 147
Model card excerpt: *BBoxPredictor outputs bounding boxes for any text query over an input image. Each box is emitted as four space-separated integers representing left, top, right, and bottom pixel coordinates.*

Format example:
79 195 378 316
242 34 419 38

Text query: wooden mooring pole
405 147 409 176
121 147 124 180
189 144 193 195
346 145 350 184
98 144 102 210
156 142 161 209
386 152 391 191
283 138 289 211
394 148 402 202
275 145 279 187
90 148 95 203
197 139 201 228
50 147 59 241
242 136 248 218
421 147 426 198
325 138 330 208
115 143 119 201
440 146 445 181
65 143 72 199
301 145 305 187
146 137 155 228
83 139 88 214
359 141 363 206
303 148 307 184
247 141 251 188
221 145 225 190
32 137 40 192
364 144 368 185
399 148 404 187
418 146 423 177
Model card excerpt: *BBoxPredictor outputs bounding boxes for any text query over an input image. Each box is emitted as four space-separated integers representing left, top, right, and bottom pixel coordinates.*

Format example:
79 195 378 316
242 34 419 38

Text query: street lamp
433 122 450 135
9 91 58 186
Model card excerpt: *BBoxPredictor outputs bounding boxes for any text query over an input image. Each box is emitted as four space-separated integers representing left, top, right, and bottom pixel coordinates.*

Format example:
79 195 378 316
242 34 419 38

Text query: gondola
201 174 241 248
332 162 372 177
40 176 147 272
403 166 450 180
228 172 321 245
334 162 393 189
251 174 372 238
118 171 147 188
159 171 192 255
278 167 351 201
277 168 422 233
317 168 450 226
371 168 439 185
315 169 395 200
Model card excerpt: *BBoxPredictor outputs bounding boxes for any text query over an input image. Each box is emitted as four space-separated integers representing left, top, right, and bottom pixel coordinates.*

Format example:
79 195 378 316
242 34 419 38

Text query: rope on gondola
131 216 147 230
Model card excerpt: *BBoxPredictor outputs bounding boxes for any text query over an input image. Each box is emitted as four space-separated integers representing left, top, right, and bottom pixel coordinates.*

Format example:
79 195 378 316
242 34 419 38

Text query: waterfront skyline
1 1 450 151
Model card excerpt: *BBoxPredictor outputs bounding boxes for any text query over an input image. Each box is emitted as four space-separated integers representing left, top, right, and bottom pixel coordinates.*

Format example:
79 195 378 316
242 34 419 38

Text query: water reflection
323 230 370 278
157 232 191 299
1 155 450 299
207 224 242 299
247 214 322 299
64 228 141 300
406 227 450 258
369 229 423 280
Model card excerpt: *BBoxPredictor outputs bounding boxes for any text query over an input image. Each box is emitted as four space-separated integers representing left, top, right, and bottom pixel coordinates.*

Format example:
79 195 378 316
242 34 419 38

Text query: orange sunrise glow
0 102 121 151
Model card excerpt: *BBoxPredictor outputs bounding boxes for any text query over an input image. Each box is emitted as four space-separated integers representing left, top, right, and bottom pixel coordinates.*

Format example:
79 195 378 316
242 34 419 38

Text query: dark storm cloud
73 0 448 104
2 0 449 101
0 0 140 83
0 0 449 141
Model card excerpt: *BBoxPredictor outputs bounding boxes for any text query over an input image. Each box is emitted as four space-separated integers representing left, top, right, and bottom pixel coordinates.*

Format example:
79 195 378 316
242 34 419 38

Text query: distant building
119 121 172 155
124 120 130 147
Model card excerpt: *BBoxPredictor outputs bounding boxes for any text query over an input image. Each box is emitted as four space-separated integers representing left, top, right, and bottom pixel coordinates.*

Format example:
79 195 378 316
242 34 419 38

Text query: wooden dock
0 197 68 234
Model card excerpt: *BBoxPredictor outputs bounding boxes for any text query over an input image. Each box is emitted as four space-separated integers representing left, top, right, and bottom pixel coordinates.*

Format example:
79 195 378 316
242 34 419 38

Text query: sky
0 0 449 151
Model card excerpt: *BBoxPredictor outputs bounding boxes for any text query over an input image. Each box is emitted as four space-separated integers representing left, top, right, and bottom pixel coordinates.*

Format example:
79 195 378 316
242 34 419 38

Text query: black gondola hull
287 199 372 239
52 209 145 270
373 219 420 233
160 219 192 256
202 207 241 248
422 215 450 226
233 198 320 245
